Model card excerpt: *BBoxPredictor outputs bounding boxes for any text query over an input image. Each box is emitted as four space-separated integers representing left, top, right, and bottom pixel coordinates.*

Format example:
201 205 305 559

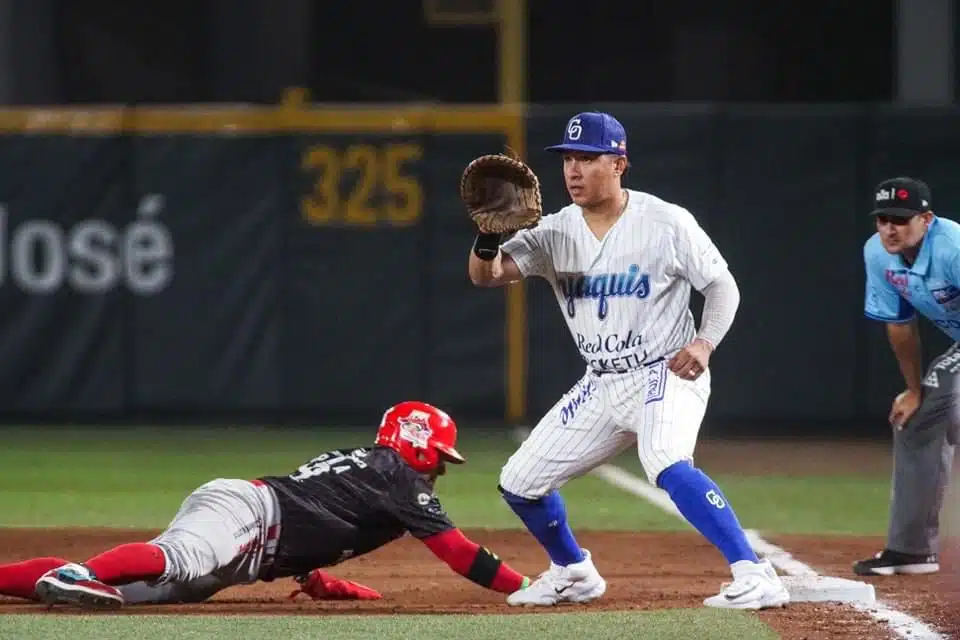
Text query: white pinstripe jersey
501 189 729 373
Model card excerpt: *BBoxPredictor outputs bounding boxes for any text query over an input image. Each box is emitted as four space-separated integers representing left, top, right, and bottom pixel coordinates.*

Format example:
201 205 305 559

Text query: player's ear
614 156 629 177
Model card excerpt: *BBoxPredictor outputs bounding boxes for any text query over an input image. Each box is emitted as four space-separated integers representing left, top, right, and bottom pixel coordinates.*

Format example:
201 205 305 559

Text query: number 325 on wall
300 143 422 227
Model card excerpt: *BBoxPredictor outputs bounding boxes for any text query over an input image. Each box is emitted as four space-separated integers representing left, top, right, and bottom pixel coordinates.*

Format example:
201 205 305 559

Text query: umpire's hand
668 338 713 381
889 389 922 431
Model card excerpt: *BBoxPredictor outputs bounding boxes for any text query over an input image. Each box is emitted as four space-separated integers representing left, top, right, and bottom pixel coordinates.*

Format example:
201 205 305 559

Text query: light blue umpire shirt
864 216 960 340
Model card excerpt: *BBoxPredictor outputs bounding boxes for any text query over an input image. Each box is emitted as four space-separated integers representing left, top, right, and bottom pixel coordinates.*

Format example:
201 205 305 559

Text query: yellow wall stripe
0 104 521 135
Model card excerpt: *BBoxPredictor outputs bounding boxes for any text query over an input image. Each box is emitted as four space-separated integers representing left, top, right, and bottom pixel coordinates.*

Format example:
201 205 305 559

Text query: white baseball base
780 575 876 604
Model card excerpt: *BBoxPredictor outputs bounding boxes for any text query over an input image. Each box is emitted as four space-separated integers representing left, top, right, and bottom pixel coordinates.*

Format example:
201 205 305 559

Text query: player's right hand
289 570 383 601
889 389 922 431
668 338 712 381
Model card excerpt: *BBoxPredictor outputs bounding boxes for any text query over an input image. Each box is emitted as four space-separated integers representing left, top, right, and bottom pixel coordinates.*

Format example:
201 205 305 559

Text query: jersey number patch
290 449 369 482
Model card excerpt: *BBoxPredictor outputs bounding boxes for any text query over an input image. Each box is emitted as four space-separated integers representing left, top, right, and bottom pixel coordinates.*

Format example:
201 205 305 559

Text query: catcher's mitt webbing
460 152 543 234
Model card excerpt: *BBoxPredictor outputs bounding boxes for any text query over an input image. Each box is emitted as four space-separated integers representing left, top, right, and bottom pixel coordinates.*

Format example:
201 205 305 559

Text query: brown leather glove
460 150 542 234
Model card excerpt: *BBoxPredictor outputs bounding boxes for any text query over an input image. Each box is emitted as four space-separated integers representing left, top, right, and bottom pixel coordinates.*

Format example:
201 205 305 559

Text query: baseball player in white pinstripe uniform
468 112 789 610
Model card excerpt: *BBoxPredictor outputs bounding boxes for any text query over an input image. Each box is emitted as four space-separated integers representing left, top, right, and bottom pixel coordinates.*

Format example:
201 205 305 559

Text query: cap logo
566 117 583 141
876 187 896 202
897 189 909 200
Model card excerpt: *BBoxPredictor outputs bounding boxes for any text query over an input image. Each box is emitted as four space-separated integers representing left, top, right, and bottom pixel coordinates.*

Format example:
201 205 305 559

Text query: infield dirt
2 439 958 639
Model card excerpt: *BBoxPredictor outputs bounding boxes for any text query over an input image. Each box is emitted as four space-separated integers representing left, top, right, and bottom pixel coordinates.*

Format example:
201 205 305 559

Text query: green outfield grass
608 449 892 536
0 426 892 534
0 609 778 640
0 425 894 639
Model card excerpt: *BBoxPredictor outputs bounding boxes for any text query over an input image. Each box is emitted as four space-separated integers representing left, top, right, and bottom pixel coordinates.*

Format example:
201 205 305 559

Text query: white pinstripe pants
500 360 711 498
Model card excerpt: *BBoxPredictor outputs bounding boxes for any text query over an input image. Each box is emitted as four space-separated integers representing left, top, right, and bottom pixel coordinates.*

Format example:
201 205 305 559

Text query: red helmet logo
375 401 465 473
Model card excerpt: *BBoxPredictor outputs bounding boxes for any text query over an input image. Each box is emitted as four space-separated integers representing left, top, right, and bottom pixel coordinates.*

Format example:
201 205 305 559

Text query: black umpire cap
870 177 933 218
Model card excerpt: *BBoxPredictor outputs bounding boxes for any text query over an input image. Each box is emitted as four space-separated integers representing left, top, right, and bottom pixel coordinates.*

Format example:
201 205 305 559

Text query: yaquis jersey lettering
556 264 651 320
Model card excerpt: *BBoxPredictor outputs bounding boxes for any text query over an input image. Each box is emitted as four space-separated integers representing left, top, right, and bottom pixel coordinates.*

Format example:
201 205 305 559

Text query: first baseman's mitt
460 149 542 234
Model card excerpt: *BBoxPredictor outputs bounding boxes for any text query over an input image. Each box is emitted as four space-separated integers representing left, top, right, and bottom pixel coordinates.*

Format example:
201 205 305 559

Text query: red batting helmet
375 401 465 473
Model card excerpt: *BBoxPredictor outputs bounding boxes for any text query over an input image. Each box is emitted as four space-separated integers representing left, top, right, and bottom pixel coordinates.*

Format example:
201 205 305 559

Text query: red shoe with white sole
35 563 124 609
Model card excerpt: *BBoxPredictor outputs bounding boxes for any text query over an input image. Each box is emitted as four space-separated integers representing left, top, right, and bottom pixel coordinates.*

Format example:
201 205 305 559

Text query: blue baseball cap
545 112 628 156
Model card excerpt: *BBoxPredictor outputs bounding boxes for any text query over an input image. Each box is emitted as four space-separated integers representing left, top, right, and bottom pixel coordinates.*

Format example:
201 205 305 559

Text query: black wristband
466 546 502 588
472 233 501 261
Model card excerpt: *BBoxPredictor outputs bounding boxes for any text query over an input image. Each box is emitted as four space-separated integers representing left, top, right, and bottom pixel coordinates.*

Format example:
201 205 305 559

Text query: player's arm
693 270 740 352
886 320 923 394
385 475 529 594
420 528 530 594
670 210 740 358
862 239 920 389
468 225 550 288
468 232 523 287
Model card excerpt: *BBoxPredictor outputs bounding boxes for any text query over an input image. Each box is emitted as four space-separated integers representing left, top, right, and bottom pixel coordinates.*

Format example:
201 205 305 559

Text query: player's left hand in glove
460 149 543 236
288 569 382 601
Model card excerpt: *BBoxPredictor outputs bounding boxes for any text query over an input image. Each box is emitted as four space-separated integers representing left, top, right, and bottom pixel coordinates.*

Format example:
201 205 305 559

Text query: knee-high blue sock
657 461 758 565
499 486 585 566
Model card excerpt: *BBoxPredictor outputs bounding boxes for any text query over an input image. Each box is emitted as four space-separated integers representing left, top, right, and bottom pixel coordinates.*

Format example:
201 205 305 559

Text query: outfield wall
0 102 953 435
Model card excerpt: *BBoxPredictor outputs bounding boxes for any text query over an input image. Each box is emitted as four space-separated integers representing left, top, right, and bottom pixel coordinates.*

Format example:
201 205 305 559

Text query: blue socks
500 486 586 566
499 461 756 568
657 461 758 565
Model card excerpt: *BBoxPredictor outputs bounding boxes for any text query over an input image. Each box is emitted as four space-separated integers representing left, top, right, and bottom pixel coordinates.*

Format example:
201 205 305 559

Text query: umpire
857 176 960 576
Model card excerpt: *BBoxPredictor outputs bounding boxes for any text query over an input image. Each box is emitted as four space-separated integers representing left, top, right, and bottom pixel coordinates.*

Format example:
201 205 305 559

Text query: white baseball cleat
703 559 790 610
507 549 606 607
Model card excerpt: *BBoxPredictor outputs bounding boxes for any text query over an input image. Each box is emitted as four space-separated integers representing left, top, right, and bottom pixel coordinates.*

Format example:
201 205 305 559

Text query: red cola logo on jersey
576 330 643 354
576 330 649 372
557 264 651 320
